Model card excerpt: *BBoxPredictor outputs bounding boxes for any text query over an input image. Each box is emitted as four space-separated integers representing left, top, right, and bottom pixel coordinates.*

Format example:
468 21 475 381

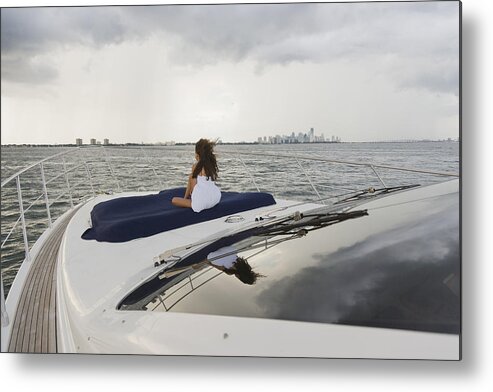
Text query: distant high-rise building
76 138 83 146
90 138 96 145
309 128 315 142
104 138 109 145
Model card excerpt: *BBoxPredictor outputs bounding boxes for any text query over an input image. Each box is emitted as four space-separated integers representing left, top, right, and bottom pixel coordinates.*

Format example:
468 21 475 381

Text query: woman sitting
172 138 221 212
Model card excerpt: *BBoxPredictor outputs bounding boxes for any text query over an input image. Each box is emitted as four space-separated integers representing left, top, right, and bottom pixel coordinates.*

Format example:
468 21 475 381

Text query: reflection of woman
193 245 263 285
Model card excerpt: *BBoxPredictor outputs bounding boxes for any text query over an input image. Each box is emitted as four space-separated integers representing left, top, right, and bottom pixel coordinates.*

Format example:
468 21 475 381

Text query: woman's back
191 174 221 212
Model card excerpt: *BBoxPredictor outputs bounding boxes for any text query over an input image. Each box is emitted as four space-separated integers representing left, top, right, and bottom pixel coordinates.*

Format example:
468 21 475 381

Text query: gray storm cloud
1 2 459 95
1 7 129 83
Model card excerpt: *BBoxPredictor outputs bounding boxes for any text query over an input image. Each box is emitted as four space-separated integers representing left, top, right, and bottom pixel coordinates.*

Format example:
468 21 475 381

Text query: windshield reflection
161 191 459 334
255 204 460 333
125 189 459 335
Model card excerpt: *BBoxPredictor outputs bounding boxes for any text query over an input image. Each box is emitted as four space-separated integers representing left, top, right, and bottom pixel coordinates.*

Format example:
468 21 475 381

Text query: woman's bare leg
172 197 192 208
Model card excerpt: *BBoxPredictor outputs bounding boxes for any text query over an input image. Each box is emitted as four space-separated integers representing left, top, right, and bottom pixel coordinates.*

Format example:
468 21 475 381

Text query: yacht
0 146 460 359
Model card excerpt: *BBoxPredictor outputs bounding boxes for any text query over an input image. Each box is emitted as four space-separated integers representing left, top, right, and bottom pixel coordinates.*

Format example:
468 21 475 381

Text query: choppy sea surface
1 142 459 295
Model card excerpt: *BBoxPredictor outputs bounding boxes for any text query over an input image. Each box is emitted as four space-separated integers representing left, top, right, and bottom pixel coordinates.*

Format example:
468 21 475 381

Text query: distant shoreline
1 140 459 147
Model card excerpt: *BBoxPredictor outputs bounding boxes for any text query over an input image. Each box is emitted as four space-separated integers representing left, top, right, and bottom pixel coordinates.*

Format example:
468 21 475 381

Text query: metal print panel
0 1 461 359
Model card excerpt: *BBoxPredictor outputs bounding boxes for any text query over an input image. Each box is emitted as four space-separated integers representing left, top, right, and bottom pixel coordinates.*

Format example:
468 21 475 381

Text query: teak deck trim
8 208 79 353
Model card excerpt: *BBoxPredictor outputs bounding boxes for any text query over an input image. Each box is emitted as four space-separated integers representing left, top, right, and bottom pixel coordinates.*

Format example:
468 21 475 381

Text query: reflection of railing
147 208 371 312
145 266 222 312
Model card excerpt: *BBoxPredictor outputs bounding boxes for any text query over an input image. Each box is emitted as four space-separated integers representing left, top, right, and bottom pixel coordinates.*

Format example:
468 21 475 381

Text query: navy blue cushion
81 188 276 242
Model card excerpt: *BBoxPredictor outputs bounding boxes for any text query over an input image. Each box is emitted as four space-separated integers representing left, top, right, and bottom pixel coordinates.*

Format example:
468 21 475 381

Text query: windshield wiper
254 209 369 237
334 184 420 204
154 209 368 267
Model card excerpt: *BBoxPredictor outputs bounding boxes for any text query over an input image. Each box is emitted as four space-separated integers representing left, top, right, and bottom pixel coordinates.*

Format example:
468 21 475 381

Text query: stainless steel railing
217 149 458 206
0 147 122 327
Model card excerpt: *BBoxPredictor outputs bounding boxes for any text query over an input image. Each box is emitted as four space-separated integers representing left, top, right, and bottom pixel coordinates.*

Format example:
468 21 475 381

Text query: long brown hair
233 257 264 285
192 138 218 180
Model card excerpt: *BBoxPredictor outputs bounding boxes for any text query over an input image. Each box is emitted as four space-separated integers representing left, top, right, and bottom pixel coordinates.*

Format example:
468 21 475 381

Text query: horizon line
1 138 459 146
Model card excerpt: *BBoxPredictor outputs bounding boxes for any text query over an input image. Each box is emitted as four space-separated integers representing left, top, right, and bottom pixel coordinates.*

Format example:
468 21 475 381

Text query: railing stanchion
16 176 31 263
236 153 260 192
370 165 387 188
295 156 324 204
1 278 9 327
81 149 97 196
62 157 74 208
102 147 122 192
40 162 53 228
85 163 96 197
140 147 164 189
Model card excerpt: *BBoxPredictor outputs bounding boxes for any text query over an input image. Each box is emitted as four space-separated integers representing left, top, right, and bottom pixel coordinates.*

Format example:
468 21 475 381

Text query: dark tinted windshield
128 186 460 334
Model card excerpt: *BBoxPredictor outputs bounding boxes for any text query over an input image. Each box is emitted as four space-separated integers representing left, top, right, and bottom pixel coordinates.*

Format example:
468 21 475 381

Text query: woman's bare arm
184 163 197 199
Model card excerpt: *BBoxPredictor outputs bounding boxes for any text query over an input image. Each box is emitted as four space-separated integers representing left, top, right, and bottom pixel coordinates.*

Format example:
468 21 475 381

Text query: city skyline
1 124 461 146
1 135 459 147
257 127 341 144
1 1 459 145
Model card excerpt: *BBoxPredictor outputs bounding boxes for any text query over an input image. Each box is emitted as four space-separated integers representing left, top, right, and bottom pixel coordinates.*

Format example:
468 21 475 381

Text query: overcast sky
1 1 460 144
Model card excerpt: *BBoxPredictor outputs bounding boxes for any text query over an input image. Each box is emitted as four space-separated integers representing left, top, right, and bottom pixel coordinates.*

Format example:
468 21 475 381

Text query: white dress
207 246 237 269
191 175 221 212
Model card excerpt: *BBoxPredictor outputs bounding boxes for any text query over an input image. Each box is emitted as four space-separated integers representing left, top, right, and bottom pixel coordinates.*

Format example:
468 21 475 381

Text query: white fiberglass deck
54 185 459 358
56 192 321 353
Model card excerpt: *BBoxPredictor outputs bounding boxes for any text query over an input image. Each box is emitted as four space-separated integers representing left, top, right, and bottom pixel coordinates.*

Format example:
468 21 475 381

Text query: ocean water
0 142 459 295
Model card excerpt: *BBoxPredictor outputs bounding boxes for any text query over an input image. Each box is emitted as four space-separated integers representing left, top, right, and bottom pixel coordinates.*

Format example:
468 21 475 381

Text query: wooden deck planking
10 220 59 352
21 221 62 352
8 208 78 353
34 250 50 352
41 246 57 353
11 214 71 352
42 237 61 353
33 236 58 352
12 243 44 352
48 262 57 353
30 232 57 351
37 231 62 351
28 254 48 351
